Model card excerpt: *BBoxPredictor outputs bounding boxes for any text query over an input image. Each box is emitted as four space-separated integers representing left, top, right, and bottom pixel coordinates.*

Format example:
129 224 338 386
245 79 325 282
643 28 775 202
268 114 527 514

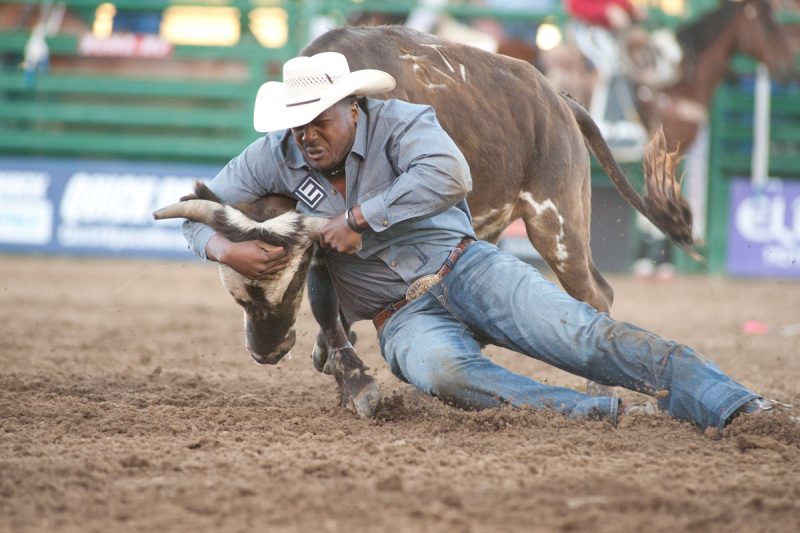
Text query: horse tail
562 93 699 259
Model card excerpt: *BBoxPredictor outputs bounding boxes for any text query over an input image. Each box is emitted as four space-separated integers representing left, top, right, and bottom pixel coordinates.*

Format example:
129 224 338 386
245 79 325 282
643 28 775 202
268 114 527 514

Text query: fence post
751 63 771 189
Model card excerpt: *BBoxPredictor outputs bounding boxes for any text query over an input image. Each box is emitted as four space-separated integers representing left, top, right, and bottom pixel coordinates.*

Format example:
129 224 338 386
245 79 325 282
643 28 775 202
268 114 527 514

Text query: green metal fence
0 0 305 163
0 0 574 163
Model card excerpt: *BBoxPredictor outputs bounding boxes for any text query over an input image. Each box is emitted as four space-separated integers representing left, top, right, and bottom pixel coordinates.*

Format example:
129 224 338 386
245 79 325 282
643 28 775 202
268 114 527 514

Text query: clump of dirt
726 411 800 448
375 389 602 433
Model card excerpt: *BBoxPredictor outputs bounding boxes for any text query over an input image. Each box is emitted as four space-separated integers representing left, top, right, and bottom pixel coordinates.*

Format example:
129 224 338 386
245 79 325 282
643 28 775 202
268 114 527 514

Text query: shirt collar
281 130 306 170
351 107 368 160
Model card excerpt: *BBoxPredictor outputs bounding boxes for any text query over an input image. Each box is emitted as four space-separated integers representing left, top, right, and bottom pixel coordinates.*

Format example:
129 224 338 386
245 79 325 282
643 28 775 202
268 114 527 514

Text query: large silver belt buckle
406 274 442 302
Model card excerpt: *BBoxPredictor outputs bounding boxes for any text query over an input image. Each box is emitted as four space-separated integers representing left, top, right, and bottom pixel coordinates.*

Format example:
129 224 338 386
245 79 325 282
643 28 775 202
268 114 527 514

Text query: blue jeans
378 241 758 428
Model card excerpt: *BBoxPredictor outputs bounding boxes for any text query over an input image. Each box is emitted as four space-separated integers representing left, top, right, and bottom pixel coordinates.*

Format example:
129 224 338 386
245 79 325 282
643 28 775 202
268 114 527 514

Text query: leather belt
373 237 476 333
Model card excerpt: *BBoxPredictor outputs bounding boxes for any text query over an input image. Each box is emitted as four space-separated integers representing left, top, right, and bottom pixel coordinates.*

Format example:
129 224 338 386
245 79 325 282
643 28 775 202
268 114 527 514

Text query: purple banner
727 178 800 278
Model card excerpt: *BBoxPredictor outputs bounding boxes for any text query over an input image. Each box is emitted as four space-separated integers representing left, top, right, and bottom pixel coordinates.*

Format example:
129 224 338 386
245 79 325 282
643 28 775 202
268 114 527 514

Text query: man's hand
206 234 290 280
320 213 363 254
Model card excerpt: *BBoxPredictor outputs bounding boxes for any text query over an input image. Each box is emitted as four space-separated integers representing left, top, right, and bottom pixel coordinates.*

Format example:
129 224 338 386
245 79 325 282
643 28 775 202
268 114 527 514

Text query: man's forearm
351 206 368 231
205 233 231 263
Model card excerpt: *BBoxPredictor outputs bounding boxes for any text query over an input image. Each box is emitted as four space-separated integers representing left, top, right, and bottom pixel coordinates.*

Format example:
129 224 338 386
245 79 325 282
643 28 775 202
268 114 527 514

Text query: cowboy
182 52 781 428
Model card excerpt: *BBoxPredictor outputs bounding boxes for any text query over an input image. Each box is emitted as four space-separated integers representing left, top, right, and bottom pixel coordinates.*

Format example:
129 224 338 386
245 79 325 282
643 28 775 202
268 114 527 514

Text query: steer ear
221 209 326 249
178 180 218 202
235 195 298 223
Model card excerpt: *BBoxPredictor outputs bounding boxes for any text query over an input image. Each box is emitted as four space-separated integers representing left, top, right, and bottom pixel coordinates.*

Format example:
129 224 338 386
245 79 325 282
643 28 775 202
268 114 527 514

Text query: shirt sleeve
182 136 292 259
359 108 472 233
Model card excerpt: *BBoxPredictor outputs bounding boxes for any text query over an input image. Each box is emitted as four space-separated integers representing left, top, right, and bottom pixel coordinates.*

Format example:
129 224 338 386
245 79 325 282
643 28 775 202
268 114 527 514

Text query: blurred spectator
566 0 641 30
564 0 648 162
405 0 449 34
21 2 65 86
633 215 675 281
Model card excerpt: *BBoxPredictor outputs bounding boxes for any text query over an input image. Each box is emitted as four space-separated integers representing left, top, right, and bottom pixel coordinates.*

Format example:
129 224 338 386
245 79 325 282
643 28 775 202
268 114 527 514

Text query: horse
636 0 795 154
548 0 796 155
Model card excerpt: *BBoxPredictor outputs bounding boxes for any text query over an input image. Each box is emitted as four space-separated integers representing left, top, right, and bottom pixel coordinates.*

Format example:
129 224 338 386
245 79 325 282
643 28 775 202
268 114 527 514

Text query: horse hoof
586 381 616 398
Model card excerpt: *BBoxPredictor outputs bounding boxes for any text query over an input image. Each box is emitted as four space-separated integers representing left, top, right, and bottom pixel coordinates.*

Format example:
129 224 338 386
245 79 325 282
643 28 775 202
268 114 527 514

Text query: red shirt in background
565 0 636 28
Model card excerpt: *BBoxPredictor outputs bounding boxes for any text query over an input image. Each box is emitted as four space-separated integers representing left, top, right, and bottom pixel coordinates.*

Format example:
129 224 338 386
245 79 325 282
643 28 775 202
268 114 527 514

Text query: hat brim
253 69 396 133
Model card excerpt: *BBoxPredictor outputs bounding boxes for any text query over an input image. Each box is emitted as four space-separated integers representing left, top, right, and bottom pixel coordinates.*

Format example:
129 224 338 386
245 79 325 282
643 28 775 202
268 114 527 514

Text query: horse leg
307 252 381 418
517 185 616 397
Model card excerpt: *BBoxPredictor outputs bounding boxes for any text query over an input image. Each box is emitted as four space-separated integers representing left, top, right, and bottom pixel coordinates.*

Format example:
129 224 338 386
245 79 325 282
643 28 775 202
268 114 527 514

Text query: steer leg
518 180 616 397
311 314 357 375
518 194 614 313
307 253 381 418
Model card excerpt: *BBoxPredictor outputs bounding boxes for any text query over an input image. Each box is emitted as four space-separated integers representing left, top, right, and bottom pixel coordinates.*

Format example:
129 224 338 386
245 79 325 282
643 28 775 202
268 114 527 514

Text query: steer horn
153 199 221 225
154 198 328 242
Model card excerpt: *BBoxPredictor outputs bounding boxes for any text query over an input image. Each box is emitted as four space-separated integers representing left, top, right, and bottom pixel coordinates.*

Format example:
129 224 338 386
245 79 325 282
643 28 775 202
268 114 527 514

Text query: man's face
291 99 358 174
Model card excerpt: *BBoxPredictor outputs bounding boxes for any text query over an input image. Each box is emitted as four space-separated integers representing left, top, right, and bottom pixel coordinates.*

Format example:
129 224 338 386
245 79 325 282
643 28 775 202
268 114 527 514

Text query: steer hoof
348 377 382 419
311 341 331 374
328 343 381 419
337 365 382 419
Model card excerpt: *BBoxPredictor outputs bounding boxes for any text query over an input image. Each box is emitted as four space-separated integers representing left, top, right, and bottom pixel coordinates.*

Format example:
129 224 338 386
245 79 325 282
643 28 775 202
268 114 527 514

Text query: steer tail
564 95 700 260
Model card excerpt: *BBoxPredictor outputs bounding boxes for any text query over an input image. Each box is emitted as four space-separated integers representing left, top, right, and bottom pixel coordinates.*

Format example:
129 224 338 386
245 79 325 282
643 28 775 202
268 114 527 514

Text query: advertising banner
0 156 221 259
727 178 800 278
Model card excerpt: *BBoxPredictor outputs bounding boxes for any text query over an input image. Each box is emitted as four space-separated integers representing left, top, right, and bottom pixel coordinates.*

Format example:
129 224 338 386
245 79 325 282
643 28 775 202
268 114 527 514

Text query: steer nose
247 328 296 365
250 349 290 365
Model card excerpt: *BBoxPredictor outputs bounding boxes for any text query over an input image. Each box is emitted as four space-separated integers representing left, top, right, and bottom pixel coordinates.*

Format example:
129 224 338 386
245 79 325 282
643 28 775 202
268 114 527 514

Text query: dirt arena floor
1 254 799 532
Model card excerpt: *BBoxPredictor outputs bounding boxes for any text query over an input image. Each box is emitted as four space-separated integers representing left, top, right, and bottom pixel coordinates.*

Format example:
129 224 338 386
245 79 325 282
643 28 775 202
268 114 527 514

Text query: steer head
153 182 325 364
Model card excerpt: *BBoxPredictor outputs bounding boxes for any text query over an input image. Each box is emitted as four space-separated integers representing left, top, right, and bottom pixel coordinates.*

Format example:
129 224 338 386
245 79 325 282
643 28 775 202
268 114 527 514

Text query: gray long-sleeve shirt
183 98 475 321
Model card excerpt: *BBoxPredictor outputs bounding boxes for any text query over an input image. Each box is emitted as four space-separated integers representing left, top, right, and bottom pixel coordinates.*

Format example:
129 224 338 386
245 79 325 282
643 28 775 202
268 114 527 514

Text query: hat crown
253 51 395 132
283 52 351 106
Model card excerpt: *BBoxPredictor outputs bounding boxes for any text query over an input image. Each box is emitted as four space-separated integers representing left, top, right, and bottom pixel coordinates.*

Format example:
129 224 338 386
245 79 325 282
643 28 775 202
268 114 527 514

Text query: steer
154 185 381 418
155 26 695 417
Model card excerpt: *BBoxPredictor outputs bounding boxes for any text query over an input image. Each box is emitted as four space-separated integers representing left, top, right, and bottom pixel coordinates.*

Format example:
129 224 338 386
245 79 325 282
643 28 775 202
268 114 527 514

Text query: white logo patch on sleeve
294 175 327 209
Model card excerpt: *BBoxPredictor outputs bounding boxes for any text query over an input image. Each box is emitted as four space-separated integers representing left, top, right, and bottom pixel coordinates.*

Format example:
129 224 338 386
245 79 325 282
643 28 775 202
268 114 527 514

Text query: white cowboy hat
253 52 396 133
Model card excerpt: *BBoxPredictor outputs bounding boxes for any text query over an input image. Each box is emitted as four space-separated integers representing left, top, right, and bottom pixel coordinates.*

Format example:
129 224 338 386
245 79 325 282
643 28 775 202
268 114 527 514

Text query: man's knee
415 352 479 402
